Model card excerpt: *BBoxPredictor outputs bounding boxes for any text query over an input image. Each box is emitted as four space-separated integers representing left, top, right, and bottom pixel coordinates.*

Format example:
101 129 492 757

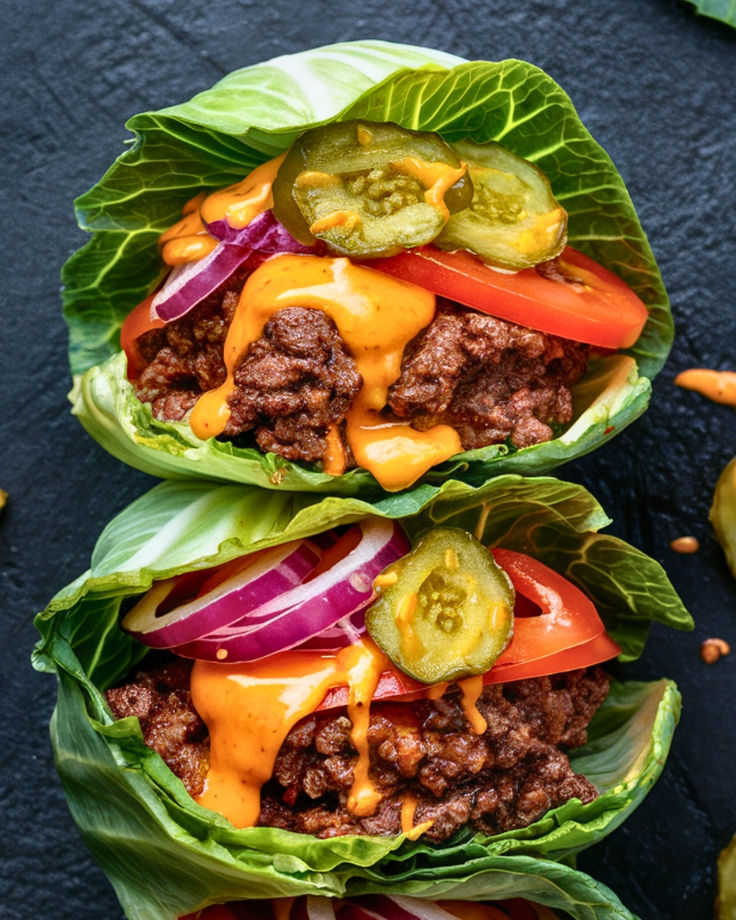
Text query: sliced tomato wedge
369 245 648 349
119 293 165 378
487 548 620 670
316 548 620 710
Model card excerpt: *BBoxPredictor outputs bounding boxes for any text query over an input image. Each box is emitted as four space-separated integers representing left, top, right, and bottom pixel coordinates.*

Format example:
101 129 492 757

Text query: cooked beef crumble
387 300 589 449
106 656 209 794
224 306 362 462
105 658 609 842
130 265 589 464
134 270 245 420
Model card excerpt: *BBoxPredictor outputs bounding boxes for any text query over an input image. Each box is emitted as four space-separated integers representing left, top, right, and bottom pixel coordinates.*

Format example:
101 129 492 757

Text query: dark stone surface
1 1 734 918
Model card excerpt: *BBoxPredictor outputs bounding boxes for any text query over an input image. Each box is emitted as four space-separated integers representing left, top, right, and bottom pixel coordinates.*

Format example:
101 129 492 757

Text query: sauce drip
457 674 488 734
190 638 390 828
159 155 285 266
390 156 467 221
189 253 461 490
200 154 285 229
398 791 434 840
159 192 218 266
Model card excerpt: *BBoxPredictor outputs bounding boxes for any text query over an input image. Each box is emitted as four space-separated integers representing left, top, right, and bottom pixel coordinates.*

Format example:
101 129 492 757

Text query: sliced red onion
174 518 409 663
303 898 338 920
205 208 319 253
150 240 258 323
121 540 321 649
296 608 368 651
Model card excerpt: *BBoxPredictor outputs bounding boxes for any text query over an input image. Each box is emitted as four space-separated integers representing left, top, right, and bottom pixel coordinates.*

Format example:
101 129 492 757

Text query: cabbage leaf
63 40 671 494
34 476 689 919
685 0 736 27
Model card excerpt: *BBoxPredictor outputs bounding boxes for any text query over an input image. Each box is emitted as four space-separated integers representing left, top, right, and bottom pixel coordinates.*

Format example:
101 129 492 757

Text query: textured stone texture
1 1 734 918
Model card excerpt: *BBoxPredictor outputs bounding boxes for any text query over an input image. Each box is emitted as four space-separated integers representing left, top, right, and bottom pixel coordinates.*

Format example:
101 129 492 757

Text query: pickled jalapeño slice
272 120 472 257
366 527 514 684
436 138 568 269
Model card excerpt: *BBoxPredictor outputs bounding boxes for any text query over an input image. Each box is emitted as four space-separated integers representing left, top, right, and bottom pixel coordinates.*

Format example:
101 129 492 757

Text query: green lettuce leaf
63 40 671 494
685 0 736 27
34 477 688 919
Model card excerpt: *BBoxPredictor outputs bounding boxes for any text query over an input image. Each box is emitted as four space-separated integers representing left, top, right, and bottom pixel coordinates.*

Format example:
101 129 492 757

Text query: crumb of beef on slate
106 657 609 842
387 300 589 449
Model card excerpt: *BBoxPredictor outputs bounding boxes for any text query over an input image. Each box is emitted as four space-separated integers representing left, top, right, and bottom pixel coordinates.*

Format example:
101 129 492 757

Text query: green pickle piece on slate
717 833 736 920
436 138 568 269
711 454 736 581
366 527 514 684
272 120 473 256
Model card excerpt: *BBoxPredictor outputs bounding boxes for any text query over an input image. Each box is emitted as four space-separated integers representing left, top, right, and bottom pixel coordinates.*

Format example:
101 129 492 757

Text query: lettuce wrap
33 475 690 920
63 40 671 497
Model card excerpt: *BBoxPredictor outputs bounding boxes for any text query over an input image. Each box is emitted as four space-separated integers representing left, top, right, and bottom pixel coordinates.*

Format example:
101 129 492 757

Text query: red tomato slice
316 549 620 710
369 245 648 349
485 632 620 684
119 293 165 378
488 548 617 665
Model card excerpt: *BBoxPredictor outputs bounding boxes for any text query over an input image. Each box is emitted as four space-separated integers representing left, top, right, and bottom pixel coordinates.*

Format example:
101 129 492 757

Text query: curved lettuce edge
685 0 736 27
62 40 671 492
32 477 690 917
70 352 651 496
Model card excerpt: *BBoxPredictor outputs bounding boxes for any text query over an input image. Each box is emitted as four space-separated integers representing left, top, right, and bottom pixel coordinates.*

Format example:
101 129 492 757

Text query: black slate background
2 2 735 918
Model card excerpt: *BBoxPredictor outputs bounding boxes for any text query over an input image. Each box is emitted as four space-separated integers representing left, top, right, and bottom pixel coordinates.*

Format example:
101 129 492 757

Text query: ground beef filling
106 659 609 842
105 656 209 794
387 301 589 449
131 276 589 462
134 270 247 420
224 306 362 462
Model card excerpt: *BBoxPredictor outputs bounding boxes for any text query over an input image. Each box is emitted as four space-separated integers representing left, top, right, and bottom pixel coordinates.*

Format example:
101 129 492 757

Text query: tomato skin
119 293 165 378
488 548 618 666
369 245 648 349
317 549 620 710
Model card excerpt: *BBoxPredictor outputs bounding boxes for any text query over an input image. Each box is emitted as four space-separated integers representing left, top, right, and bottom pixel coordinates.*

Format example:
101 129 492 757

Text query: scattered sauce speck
701 637 731 664
670 536 700 554
675 369 736 406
